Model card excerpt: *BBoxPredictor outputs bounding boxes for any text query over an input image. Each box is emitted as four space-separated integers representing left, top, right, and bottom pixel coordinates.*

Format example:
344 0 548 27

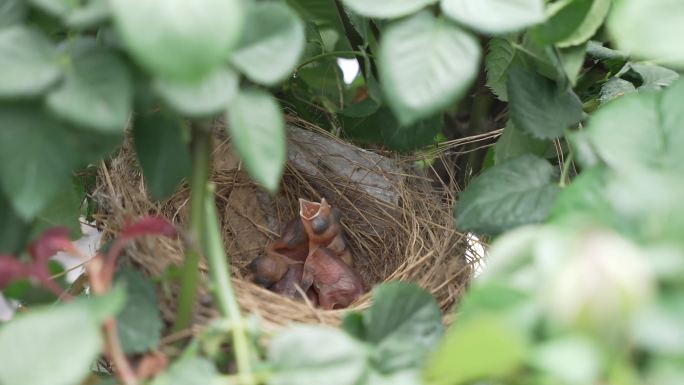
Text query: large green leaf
494 121 548 164
0 26 61 97
29 0 109 28
227 89 286 193
423 315 528 385
441 0 544 35
556 0 611 48
455 155 561 234
531 0 593 45
608 0 684 69
585 79 684 174
133 112 191 201
0 0 26 27
0 296 123 385
154 66 239 118
365 282 443 371
379 12 481 125
151 357 219 385
341 0 438 19
230 2 305 86
31 180 83 239
599 77 636 103
115 269 163 353
108 0 243 80
0 104 80 220
485 37 517 101
508 65 584 139
269 326 369 385
0 191 30 254
559 43 587 86
630 62 679 92
46 40 132 132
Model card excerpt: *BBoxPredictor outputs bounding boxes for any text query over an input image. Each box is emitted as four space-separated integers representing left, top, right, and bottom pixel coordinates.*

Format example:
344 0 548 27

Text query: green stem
173 125 212 332
203 184 255 385
559 151 574 188
296 50 368 71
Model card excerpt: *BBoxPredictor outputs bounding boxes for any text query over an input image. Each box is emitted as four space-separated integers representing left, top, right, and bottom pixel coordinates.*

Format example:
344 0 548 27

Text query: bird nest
94 118 476 331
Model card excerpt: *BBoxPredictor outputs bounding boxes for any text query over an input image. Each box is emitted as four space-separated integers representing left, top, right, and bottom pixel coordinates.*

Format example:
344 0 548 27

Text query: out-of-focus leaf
269 326 369 385
599 77 636 103
31 180 83 239
154 66 239 118
227 89 286 193
455 155 560 234
46 40 132 132
341 0 437 19
585 78 684 174
608 0 684 69
556 0 611 48
0 0 26 27
559 43 587 86
423 315 528 385
150 357 219 385
230 2 305 85
629 62 679 91
379 12 480 125
109 0 243 80
531 335 602 384
531 0 593 45
0 26 61 97
441 0 544 35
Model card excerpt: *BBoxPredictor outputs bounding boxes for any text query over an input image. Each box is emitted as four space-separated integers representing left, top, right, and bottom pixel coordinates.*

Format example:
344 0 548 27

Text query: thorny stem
173 124 212 332
203 184 255 385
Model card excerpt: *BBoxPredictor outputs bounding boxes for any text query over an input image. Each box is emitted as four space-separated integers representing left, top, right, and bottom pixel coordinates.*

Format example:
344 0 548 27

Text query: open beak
299 198 322 220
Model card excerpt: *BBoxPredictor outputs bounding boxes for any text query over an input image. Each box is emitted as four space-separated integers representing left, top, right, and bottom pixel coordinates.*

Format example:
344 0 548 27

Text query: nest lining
94 119 476 330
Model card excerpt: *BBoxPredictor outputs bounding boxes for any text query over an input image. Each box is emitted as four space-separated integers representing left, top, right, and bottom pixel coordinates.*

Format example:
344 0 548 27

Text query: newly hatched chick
299 198 353 267
269 263 319 306
246 253 292 288
265 217 309 262
301 246 364 310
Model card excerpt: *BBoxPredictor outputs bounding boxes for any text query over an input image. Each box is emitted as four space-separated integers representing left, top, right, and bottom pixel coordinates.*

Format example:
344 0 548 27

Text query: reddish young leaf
28 227 80 263
0 255 27 290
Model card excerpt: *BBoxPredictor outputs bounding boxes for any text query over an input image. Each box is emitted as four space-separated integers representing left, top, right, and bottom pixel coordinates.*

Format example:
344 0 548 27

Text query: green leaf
548 166 616 227
531 0 593 45
269 326 369 385
441 0 544 35
47 40 132 132
494 121 548 164
154 66 239 118
227 89 286 193
559 43 587 86
31 180 83 239
629 62 679 91
599 77 636 103
531 336 602 384
508 65 583 139
0 104 80 219
151 357 219 385
0 26 61 97
455 155 561 234
556 0 611 47
109 0 244 80
341 0 438 19
585 78 684 174
29 0 110 29
115 269 163 354
365 282 443 371
0 0 27 27
133 112 191 200
379 12 481 125
423 315 528 385
382 114 443 152
230 2 305 86
608 0 684 69
485 37 517 101
0 191 30 254
0 299 119 385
